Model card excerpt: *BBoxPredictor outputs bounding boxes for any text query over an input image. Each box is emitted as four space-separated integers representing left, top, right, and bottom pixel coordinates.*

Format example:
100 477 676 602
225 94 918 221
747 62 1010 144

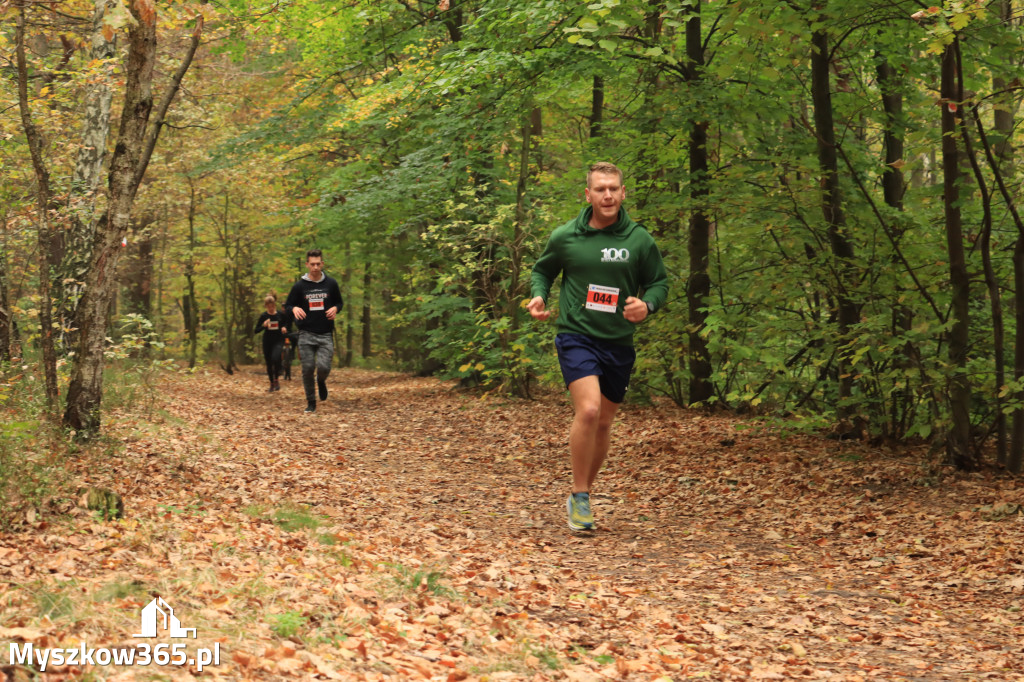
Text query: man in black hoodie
284 249 343 413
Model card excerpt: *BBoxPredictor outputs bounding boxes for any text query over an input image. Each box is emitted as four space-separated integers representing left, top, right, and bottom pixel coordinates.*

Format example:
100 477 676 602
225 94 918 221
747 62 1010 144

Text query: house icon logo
133 597 196 638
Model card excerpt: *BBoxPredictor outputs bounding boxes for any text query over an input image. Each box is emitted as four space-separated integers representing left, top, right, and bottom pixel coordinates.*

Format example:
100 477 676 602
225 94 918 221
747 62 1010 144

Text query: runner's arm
638 239 669 314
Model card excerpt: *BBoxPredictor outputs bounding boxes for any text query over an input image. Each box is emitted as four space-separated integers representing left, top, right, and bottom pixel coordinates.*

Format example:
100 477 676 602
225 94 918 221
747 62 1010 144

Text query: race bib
585 284 619 313
309 298 325 311
268 320 279 330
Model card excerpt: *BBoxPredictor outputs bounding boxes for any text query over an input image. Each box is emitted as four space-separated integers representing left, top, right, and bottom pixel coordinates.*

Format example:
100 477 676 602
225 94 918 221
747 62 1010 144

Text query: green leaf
598 39 617 52
950 12 970 30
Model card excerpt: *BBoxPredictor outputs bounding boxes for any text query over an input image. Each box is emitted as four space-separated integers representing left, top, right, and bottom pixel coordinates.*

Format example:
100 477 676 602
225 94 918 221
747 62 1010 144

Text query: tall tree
64 0 201 434
684 1 713 404
810 19 860 431
56 0 118 352
939 37 973 469
14 0 59 408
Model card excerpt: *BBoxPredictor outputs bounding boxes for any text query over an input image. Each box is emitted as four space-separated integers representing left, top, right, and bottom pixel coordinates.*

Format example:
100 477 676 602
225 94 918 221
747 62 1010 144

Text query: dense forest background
2 0 1023 470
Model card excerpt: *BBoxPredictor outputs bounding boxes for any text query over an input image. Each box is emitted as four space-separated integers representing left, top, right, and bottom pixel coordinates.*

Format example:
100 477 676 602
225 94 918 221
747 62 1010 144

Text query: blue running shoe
567 492 595 531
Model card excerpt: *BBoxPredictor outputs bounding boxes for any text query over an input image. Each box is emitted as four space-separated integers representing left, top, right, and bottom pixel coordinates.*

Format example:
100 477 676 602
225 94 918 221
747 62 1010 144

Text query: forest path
156 367 1023 681
4 367 1021 681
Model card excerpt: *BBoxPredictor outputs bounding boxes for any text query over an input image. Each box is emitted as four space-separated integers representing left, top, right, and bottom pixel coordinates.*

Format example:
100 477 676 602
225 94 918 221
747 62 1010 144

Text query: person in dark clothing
284 249 343 413
254 294 290 392
280 331 298 381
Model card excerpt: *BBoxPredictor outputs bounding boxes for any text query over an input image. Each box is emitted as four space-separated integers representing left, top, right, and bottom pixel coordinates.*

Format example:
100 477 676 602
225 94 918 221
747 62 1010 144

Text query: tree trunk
57 0 117 352
940 40 973 469
589 75 604 139
121 212 155 318
966 64 1024 473
64 0 158 434
1012 237 1024 474
685 5 713 405
218 195 237 373
185 181 199 369
876 56 914 437
631 2 664 213
15 0 59 409
810 27 858 430
992 0 1014 169
63 28 157 427
993 0 1015 467
959 105 1005 465
64 3 201 434
361 266 372 358
504 110 534 397
0 213 10 362
343 243 354 366
154 202 168 338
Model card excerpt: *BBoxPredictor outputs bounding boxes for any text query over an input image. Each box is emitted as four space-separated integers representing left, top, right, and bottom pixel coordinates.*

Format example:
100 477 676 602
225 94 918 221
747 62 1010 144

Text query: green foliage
35 585 75 620
388 563 457 599
269 610 307 638
101 315 178 417
6 0 1022 463
272 504 322 533
386 191 558 395
94 580 149 603
0 365 68 529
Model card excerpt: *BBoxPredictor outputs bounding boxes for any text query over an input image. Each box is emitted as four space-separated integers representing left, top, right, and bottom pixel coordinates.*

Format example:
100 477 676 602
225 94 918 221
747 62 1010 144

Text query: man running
284 249 343 414
527 162 668 531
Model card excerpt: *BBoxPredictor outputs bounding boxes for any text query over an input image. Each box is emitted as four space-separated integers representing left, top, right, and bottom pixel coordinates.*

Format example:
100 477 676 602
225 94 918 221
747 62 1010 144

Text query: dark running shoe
303 402 317 414
318 380 328 401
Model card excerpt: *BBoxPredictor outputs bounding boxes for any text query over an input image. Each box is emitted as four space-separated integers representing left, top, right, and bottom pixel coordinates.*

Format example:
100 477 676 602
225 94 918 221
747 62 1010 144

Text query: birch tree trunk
64 0 156 433
57 0 117 351
64 1 202 434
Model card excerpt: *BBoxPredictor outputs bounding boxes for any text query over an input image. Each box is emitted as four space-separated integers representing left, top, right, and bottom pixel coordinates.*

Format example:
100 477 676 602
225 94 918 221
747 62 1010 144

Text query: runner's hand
292 307 306 320
326 306 338 320
623 296 648 323
526 296 550 321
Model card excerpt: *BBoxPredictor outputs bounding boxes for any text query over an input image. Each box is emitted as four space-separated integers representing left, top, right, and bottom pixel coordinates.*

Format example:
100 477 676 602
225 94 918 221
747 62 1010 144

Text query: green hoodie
531 206 669 347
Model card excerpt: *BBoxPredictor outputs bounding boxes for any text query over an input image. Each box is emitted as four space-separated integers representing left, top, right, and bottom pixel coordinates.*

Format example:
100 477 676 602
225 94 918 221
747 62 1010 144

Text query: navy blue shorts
555 333 636 403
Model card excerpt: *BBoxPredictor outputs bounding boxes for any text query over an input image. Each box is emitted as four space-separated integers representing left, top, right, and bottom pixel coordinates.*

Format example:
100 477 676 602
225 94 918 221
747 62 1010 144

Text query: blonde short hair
587 162 624 187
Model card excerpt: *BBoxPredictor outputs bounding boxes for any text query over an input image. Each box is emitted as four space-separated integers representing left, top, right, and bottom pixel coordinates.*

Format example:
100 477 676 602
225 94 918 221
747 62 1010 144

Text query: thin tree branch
835 143 944 322
132 16 204 192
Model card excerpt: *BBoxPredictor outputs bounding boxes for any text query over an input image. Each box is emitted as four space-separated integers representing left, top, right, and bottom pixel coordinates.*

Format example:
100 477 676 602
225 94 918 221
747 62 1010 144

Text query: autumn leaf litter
1 367 1022 681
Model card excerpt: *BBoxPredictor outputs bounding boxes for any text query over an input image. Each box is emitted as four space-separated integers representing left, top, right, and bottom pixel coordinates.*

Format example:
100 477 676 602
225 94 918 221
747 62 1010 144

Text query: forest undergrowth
1 366 1022 681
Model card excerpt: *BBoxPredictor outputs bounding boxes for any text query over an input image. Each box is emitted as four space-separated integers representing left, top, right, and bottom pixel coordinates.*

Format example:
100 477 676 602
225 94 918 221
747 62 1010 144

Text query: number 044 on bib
585 284 620 313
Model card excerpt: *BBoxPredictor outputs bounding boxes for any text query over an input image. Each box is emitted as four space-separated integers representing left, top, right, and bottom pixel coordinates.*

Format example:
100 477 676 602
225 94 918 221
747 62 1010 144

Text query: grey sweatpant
298 331 333 404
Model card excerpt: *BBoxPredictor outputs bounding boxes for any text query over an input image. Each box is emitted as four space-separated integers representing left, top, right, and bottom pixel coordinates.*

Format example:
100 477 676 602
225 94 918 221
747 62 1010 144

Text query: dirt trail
163 368 1024 680
4 367 1023 681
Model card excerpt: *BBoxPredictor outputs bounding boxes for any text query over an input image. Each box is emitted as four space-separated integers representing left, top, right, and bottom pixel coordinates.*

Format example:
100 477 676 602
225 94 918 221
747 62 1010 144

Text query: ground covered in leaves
2 367 1023 681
